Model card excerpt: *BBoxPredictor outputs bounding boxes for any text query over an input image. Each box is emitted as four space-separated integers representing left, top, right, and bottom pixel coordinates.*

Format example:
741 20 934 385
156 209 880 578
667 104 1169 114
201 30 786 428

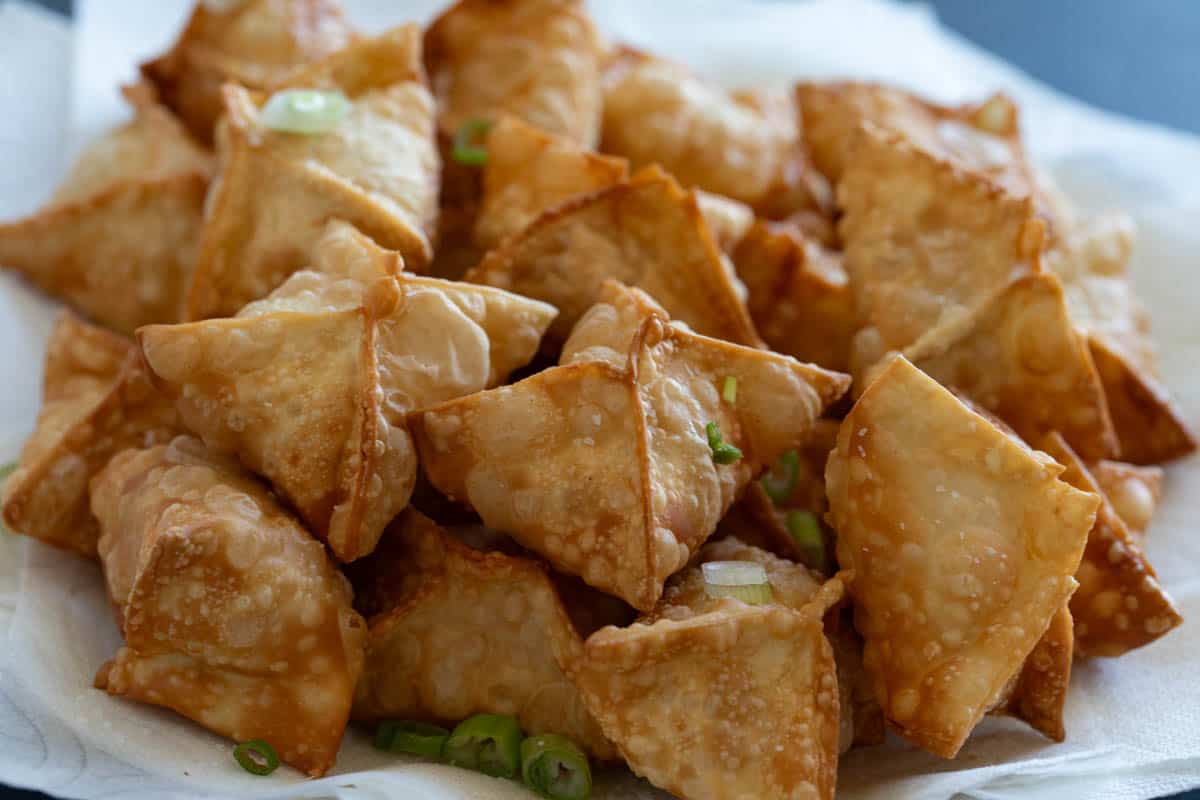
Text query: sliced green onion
521 733 592 800
786 510 829 573
760 450 800 504
452 118 492 166
233 740 280 775
0 462 15 483
702 560 772 604
444 713 522 778
705 421 743 465
374 720 450 758
260 89 350 135
721 376 737 405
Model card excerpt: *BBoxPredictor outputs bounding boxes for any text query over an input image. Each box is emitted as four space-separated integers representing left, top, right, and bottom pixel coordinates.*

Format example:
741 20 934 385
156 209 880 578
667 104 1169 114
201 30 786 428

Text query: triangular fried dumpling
142 223 555 562
91 437 365 777
473 114 628 250
692 189 756 253
0 85 211 335
425 0 603 146
185 25 439 320
904 272 1117 460
990 603 1074 742
141 0 355 144
466 166 762 350
569 563 846 800
1088 459 1163 537
350 508 614 760
1038 432 1182 657
1 314 180 557
825 356 1096 758
411 282 849 609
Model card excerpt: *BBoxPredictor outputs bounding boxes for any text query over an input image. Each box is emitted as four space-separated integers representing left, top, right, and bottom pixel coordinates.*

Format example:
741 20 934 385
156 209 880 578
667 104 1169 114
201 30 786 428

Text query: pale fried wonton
1088 459 1163 536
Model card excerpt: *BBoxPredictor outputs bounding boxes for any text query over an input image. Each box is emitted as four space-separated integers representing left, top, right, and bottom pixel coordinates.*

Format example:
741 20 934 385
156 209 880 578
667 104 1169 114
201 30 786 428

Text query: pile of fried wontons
0 0 1194 798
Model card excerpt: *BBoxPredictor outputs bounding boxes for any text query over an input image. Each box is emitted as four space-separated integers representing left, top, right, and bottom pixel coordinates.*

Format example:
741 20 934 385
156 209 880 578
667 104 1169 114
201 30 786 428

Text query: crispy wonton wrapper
692 190 756 253
990 603 1074 743
349 508 614 760
466 165 762 350
142 222 555 562
425 0 603 146
412 282 849 610
141 0 354 144
826 356 1096 758
1088 459 1164 536
90 436 366 777
1038 432 1182 657
0 84 211 335
1 314 180 558
185 25 439 320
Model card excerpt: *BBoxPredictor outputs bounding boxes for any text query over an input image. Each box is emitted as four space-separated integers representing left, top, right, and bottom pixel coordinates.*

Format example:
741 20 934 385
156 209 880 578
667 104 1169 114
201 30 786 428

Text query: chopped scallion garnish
233 739 280 775
375 720 450 758
702 560 772 604
0 462 15 483
521 733 592 800
452 118 492 166
721 376 737 405
705 421 743 465
444 713 522 778
260 89 350 135
786 510 829 574
760 450 799 504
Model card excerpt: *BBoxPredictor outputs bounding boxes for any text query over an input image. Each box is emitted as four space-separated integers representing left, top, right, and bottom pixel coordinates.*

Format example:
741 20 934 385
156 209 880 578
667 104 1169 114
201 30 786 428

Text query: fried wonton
570 564 846 800
1 315 180 558
693 190 756 253
1089 459 1164 536
141 222 555 561
0 85 211 335
141 0 354 144
349 508 614 760
473 114 628 250
990 603 1074 742
602 47 831 220
1038 432 1182 657
185 25 439 320
826 356 1096 757
904 272 1118 460
732 220 858 372
466 166 762 350
425 0 603 145
412 283 849 609
91 436 365 777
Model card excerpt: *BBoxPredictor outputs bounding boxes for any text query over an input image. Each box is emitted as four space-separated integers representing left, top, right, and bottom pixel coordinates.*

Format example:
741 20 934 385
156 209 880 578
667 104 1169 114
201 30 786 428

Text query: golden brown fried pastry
602 48 831 220
350 508 614 760
570 566 847 800
1 315 180 558
826 356 1096 757
142 0 354 144
141 222 555 561
903 272 1118 461
692 190 756 253
466 166 761 349
732 220 857 372
1039 432 1182 657
412 283 849 610
425 0 603 145
185 25 439 320
473 114 628 250
991 604 1074 742
0 85 211 335
90 436 364 777
1088 459 1163 536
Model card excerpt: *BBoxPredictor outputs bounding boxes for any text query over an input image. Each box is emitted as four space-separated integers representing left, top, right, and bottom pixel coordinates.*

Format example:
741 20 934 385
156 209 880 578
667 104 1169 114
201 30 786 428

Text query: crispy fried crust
1088 459 1164 536
185 25 439 320
90 437 365 777
993 603 1074 742
425 0 602 145
141 0 354 144
826 357 1096 757
1 315 180 557
1039 432 1182 657
350 508 614 760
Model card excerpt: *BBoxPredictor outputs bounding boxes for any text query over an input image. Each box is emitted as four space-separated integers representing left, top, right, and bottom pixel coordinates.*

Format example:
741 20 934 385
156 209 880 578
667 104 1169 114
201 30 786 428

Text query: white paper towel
1 1 1198 798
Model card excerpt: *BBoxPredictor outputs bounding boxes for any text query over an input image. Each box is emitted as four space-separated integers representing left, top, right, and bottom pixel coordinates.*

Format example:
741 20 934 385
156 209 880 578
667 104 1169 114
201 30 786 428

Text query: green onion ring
444 713 523 778
786 510 829 573
374 720 450 758
705 421 743 465
760 449 800 504
452 118 492 166
521 733 592 799
233 740 280 775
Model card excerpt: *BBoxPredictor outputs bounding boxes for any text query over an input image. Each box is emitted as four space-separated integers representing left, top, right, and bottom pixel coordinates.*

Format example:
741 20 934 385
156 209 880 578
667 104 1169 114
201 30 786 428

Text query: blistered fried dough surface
838 125 1045 357
351 509 614 760
993 604 1074 742
412 283 848 609
826 357 1096 757
425 0 602 145
467 166 761 349
732 220 857 372
474 114 628 250
1039 433 1182 657
1 315 179 557
905 272 1118 460
602 48 829 219
90 437 365 777
692 190 756 253
185 25 439 320
0 87 211 335
1089 460 1163 536
571 572 846 800
142 223 554 561
141 0 354 143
